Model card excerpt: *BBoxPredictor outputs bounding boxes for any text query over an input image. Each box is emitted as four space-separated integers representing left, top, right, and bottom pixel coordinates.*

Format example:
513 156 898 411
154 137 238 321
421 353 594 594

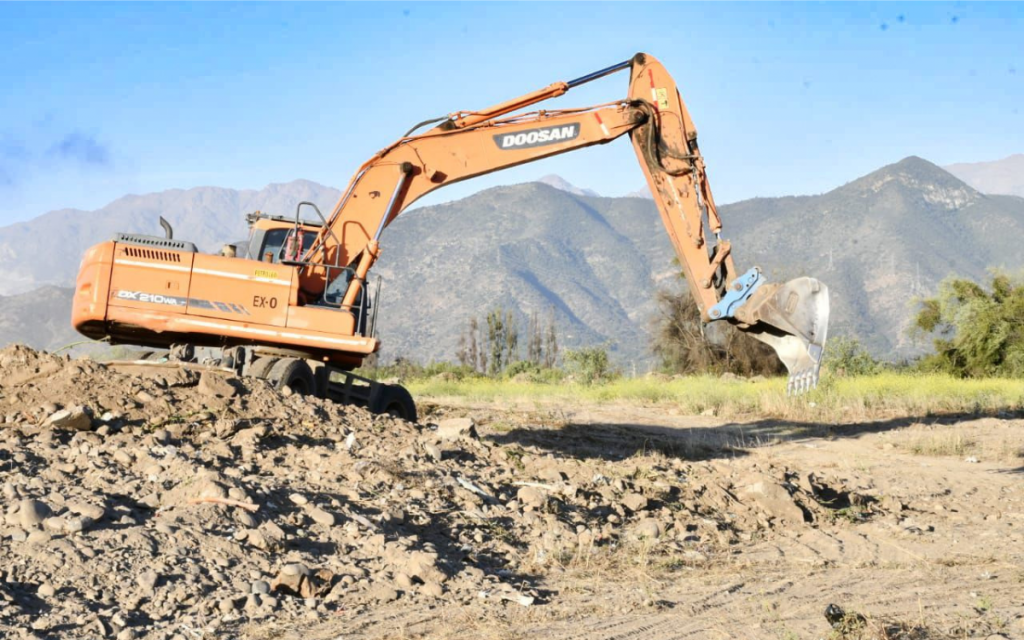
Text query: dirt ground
1 346 1021 640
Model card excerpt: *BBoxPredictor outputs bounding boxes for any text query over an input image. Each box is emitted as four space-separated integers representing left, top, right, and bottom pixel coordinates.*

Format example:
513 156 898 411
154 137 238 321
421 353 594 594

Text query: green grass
406 371 1024 421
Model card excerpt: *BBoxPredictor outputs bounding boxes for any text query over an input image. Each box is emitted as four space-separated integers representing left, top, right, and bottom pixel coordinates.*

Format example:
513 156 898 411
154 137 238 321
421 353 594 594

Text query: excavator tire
268 358 317 396
247 357 280 380
369 384 417 422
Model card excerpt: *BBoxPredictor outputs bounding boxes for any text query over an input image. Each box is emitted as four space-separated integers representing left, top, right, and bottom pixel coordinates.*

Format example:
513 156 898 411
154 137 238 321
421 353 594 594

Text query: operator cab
243 209 370 329
243 212 322 264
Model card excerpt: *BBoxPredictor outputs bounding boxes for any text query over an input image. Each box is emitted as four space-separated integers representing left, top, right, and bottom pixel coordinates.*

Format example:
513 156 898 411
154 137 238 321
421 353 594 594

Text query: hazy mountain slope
536 175 600 197
3 162 1023 365
0 286 78 351
944 154 1024 198
0 180 343 296
720 156 1024 355
373 183 675 365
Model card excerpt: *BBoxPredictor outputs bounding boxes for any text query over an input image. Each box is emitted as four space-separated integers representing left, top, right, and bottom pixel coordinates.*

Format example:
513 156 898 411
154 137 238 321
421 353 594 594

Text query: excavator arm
302 53 829 390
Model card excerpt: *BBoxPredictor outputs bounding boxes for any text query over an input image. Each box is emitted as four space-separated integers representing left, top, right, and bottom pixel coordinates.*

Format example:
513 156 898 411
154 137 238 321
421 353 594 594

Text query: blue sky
0 2 1021 225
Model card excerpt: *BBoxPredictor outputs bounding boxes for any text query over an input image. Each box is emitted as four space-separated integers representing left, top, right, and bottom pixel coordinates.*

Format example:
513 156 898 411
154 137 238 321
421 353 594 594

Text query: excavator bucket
729 276 830 394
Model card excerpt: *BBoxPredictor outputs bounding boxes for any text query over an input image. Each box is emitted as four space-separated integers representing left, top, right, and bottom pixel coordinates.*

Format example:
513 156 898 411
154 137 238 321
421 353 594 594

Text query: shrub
913 273 1024 377
825 336 881 376
563 346 614 384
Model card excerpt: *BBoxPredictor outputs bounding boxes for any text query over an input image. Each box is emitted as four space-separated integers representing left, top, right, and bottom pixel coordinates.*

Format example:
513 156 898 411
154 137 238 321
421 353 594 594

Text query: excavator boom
72 52 829 391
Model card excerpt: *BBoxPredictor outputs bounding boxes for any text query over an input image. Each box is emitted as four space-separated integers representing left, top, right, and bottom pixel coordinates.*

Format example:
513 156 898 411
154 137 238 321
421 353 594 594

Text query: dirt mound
0 345 878 639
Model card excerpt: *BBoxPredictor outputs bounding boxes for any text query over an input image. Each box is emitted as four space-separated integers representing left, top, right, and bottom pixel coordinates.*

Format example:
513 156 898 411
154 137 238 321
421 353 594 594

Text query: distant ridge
944 154 1024 198
2 155 1023 364
535 175 600 197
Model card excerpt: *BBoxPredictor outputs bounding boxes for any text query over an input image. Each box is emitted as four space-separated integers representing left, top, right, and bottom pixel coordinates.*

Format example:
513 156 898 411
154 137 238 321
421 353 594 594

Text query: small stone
68 502 106 522
420 582 443 598
517 486 547 509
739 475 805 524
344 432 358 452
369 585 399 603
155 521 174 535
251 580 271 595
137 570 159 595
308 507 335 527
37 582 56 597
289 493 309 506
46 406 93 431
113 450 134 466
236 511 256 528
218 598 237 614
621 493 649 513
19 499 51 527
435 418 478 441
282 563 309 577
153 429 170 444
633 518 662 540
43 516 65 533
394 572 413 589
424 443 442 462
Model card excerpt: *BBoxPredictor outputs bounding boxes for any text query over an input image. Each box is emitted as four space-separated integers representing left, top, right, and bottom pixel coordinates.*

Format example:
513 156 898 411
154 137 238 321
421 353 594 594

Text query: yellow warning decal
655 88 670 110
254 269 279 279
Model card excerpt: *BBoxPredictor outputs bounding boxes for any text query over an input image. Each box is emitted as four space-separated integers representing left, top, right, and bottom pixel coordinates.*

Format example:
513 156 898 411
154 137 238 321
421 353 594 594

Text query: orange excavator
71 53 830 418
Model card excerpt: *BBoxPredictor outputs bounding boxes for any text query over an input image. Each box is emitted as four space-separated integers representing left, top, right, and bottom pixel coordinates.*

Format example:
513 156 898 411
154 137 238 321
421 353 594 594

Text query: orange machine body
72 53 826 381
72 217 376 368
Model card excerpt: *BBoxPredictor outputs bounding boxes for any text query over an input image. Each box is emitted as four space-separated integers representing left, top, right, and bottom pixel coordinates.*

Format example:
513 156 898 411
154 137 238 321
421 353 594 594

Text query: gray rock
632 518 662 540
308 507 335 527
67 501 106 522
621 493 649 513
199 372 239 398
251 580 271 595
18 499 51 527
37 582 56 597
46 406 93 431
739 475 805 524
516 486 547 509
281 563 309 577
435 418 478 441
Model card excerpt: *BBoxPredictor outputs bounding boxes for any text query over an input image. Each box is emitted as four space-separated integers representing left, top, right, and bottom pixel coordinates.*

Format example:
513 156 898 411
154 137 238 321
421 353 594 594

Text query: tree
486 309 505 375
913 273 1024 377
504 308 519 367
544 307 559 368
456 316 488 373
650 286 785 376
527 311 543 363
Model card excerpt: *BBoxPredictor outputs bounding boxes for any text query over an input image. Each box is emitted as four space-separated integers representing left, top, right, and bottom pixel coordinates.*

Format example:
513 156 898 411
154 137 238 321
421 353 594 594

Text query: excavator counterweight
72 52 830 401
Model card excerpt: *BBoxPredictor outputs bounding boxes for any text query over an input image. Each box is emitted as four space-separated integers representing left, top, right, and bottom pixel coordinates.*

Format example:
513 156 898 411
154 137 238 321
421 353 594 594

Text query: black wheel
269 358 317 396
369 384 417 422
247 356 279 380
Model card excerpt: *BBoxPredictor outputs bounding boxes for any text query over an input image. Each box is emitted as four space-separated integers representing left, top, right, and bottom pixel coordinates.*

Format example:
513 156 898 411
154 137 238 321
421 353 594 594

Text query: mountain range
944 154 1024 198
1 156 1022 364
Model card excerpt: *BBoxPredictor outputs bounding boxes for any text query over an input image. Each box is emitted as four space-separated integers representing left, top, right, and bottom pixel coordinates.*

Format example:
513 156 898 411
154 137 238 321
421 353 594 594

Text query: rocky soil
1 345 1022 640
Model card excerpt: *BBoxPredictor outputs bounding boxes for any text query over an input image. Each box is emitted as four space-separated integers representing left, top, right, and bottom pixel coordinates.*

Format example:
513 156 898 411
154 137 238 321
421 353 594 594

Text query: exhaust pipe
159 216 173 240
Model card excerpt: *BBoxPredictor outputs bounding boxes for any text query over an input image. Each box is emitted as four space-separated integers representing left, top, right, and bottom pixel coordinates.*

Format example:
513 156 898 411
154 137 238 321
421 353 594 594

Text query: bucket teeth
787 366 820 396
